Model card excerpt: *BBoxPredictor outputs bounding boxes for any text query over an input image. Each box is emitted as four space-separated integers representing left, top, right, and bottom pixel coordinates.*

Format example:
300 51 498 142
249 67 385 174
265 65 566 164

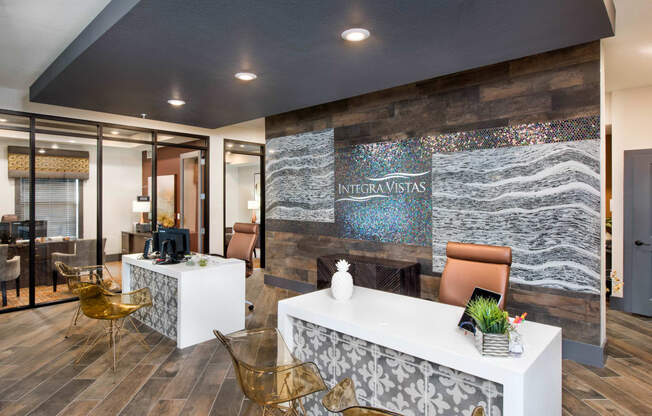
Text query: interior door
180 151 203 253
624 149 652 316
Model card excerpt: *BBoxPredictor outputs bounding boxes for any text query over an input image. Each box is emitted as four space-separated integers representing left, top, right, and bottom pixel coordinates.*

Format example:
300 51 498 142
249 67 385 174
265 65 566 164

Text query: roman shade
7 146 89 180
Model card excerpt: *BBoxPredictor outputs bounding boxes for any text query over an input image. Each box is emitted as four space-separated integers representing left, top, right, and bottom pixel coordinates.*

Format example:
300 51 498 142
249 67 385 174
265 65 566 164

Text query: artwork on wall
266 128 334 222
335 137 432 246
148 175 176 227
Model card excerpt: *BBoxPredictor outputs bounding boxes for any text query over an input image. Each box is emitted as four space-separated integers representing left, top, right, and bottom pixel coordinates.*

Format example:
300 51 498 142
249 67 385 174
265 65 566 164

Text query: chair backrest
213 330 255 402
439 242 511 309
1 215 18 223
323 378 403 416
226 223 258 274
54 262 85 293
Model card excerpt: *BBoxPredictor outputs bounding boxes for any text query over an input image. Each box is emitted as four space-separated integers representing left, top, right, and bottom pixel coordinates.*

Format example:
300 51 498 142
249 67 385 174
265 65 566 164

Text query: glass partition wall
224 139 264 267
0 110 209 313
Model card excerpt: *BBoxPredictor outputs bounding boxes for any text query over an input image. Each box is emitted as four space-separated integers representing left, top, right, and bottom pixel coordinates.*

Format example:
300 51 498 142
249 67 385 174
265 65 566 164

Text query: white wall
102 146 143 254
0 86 265 256
609 85 652 298
225 164 261 228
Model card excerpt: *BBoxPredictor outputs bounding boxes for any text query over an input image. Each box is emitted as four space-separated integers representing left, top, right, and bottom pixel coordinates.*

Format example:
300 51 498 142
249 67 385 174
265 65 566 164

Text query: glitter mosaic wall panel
266 128 334 222
335 138 432 246
431 132 601 293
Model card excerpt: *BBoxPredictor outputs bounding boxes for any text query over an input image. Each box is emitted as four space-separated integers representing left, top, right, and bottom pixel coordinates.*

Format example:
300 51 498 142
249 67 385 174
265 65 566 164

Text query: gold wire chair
322 378 486 416
54 261 121 338
214 328 326 415
75 283 152 371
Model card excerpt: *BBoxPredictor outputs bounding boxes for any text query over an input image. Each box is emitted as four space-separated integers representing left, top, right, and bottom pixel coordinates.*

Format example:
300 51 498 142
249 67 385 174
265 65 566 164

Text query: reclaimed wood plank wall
265 41 601 345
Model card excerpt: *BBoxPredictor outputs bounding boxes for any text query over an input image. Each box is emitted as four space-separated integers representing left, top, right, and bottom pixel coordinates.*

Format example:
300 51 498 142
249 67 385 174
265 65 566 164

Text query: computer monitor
0 222 10 244
10 221 47 240
154 227 190 259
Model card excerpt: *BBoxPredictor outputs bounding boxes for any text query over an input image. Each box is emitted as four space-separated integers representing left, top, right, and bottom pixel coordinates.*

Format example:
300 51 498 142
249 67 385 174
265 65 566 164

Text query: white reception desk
278 287 561 416
122 254 245 349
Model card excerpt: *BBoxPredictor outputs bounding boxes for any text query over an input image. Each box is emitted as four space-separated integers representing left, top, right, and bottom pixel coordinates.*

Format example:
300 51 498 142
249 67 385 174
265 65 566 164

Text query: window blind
16 178 81 238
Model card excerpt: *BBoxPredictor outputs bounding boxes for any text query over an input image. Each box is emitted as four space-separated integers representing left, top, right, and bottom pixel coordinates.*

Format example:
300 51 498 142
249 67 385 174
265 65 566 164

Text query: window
15 178 82 238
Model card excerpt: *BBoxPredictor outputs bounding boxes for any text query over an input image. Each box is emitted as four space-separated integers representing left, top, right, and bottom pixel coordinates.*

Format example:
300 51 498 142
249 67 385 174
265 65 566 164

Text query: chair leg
15 276 19 297
1 281 6 307
110 320 117 372
65 304 81 338
245 300 254 311
75 325 105 364
126 316 150 351
52 270 57 292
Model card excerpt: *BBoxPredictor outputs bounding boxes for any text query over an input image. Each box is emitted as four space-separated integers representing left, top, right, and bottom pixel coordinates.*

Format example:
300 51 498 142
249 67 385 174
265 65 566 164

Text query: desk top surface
278 286 561 381
122 253 243 279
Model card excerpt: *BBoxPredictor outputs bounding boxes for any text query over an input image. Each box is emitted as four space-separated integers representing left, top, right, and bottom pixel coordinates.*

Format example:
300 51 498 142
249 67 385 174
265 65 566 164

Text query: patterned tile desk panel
130 265 178 340
290 317 503 416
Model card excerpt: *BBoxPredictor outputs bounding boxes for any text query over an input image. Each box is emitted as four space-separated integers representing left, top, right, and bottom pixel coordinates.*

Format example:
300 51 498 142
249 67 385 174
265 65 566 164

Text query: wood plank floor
0 271 650 416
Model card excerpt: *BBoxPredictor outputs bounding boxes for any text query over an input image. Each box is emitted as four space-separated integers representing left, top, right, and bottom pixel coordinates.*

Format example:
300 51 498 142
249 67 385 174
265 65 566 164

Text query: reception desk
278 287 561 416
122 254 245 348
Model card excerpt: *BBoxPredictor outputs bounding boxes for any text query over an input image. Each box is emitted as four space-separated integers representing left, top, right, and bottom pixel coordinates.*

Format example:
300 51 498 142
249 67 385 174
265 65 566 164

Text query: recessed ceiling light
111 130 119 135
227 143 233 148
239 144 245 148
68 140 76 143
51 144 59 149
341 28 370 42
226 151 231 155
0 118 7 122
235 72 257 81
269 150 275 154
167 99 186 106
38 149 45 154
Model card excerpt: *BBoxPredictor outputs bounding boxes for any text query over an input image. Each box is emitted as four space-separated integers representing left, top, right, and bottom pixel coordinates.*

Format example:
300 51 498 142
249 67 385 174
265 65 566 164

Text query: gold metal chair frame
74 284 152 371
54 262 121 338
214 328 327 415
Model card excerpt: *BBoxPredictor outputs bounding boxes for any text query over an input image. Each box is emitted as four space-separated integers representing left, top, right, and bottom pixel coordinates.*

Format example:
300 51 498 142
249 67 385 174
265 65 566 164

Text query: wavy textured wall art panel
266 128 335 222
432 138 601 294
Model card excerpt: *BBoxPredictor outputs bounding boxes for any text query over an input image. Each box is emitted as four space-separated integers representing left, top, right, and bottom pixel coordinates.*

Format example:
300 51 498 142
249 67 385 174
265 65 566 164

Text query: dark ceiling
30 0 614 129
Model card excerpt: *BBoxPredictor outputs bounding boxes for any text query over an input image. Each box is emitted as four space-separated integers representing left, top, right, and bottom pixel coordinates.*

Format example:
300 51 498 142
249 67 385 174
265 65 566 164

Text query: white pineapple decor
331 259 354 301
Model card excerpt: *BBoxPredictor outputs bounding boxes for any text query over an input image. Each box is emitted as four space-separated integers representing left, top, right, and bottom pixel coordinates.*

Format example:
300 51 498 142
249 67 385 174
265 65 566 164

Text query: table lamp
132 200 150 224
247 200 260 223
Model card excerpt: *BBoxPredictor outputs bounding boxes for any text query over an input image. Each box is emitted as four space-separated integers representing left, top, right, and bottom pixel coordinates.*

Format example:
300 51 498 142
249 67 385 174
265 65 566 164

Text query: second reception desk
122 254 245 349
278 287 561 416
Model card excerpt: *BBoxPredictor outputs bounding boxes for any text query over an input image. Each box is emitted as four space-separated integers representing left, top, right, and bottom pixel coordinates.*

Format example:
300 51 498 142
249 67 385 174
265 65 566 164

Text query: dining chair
214 327 326 415
51 238 107 291
439 241 512 309
75 283 152 371
54 261 120 338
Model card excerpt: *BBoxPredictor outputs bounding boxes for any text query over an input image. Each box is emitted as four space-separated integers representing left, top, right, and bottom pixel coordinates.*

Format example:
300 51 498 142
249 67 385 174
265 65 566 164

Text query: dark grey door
624 149 652 316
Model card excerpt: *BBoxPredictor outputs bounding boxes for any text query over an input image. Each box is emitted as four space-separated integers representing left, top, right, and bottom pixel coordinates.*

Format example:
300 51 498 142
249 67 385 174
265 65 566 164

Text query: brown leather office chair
439 242 511 309
226 222 259 311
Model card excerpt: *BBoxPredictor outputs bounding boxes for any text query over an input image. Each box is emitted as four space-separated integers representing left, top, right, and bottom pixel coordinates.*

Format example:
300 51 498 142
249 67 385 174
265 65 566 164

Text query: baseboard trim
608 296 624 311
106 253 122 262
563 339 606 367
264 274 315 294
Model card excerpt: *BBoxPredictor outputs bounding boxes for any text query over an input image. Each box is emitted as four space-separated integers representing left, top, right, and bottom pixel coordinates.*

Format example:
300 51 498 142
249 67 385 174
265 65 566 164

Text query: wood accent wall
265 42 601 345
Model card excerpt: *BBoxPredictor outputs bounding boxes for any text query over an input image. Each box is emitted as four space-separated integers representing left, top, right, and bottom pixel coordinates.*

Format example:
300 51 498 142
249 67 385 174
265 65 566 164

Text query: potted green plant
466 297 510 357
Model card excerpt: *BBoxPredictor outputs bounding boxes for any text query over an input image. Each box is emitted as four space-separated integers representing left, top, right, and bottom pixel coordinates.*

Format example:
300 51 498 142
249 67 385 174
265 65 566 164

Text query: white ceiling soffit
604 0 652 92
0 0 111 90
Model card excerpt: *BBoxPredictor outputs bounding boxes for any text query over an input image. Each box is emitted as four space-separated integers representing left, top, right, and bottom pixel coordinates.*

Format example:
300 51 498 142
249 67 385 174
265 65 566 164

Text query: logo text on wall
336 171 428 202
